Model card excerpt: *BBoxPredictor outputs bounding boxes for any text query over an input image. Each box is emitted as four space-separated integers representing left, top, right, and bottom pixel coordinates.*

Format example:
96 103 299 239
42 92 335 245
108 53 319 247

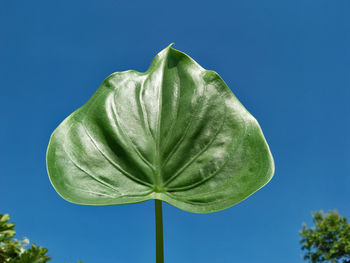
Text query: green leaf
0 214 10 224
46 44 274 213
0 214 16 239
9 244 51 263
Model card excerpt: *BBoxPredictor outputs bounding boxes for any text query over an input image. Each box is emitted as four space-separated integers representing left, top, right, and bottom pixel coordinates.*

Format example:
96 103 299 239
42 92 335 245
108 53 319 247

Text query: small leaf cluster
9 244 50 263
0 213 50 263
300 210 350 263
0 213 83 263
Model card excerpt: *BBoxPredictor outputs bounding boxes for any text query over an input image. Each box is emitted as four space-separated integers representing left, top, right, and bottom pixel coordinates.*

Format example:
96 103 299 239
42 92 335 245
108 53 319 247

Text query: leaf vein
138 81 154 141
66 154 120 192
82 124 153 188
166 115 249 198
111 92 155 170
160 66 181 157
164 101 228 187
161 87 204 169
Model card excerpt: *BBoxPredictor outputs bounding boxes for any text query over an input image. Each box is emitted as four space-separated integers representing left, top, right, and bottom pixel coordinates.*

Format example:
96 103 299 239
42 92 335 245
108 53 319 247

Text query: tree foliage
300 210 350 263
0 213 51 263
0 213 82 263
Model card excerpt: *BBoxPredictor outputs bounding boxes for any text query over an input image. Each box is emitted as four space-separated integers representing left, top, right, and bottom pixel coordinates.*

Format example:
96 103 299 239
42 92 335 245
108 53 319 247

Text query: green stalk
155 199 164 263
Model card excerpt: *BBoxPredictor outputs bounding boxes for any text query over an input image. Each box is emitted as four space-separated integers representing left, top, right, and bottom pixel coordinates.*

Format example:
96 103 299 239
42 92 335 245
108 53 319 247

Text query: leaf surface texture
46 45 274 213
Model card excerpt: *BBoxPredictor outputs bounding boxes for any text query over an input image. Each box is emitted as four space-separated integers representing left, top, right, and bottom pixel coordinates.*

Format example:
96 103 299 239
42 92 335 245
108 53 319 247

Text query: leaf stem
155 199 164 263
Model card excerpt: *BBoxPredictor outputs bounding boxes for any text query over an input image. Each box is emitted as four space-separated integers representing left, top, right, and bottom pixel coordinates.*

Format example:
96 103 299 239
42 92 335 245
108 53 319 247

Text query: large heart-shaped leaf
46 45 274 213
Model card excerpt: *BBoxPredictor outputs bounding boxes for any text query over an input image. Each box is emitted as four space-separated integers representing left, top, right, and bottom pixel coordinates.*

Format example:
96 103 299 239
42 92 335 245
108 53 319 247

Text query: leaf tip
166 43 175 49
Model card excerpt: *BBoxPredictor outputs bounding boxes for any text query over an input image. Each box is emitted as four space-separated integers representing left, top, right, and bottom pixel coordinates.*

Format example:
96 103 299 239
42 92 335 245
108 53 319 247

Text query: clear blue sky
1 0 349 262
